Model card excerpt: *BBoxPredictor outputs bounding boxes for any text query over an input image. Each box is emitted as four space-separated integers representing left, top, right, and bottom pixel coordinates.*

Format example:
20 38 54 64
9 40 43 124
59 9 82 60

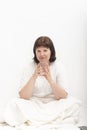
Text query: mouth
39 58 47 62
39 57 45 60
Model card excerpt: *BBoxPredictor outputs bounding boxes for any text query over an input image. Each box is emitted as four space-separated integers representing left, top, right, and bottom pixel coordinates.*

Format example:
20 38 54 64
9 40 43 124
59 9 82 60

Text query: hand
33 64 41 78
42 64 53 83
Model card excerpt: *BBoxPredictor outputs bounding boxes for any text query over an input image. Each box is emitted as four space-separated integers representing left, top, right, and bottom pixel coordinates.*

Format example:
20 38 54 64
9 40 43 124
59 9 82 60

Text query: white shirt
19 60 69 98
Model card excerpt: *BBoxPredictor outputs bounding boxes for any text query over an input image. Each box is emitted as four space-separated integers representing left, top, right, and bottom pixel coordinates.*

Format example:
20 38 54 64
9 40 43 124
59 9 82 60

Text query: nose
40 51 44 56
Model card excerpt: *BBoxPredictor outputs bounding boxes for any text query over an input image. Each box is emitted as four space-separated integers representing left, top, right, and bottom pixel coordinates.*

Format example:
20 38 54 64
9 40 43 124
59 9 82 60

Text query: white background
0 0 87 107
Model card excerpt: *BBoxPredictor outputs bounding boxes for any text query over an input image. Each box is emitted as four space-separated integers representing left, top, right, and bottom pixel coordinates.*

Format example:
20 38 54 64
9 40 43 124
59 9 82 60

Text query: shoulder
51 60 66 74
26 60 36 69
51 59 64 69
22 60 37 74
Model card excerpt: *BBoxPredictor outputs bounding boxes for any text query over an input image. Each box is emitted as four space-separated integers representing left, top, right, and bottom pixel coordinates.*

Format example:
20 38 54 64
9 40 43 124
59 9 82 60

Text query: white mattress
77 105 87 127
0 105 87 130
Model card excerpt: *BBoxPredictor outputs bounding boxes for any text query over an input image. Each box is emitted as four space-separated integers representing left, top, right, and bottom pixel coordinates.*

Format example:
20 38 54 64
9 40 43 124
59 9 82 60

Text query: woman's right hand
33 64 41 78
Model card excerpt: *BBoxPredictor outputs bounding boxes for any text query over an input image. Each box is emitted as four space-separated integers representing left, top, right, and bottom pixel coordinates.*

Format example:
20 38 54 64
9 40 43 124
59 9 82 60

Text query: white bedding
0 96 86 130
77 104 87 127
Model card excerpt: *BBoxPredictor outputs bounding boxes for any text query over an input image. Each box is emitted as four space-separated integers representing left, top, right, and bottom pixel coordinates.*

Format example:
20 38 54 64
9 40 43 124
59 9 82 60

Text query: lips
39 57 46 61
40 57 45 59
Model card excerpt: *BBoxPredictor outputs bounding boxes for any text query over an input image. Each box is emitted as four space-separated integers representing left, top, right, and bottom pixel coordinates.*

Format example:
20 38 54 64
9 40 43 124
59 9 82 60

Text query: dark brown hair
33 36 56 63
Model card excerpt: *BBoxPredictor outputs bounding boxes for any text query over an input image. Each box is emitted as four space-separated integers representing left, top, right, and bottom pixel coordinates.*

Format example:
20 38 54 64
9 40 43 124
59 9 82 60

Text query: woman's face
35 46 51 63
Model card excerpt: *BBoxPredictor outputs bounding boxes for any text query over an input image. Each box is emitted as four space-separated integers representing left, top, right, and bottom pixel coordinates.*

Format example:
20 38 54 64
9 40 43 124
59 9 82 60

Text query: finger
44 67 49 74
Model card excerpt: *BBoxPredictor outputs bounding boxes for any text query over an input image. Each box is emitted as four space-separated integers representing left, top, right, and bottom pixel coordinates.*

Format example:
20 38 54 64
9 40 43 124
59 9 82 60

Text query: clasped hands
33 62 52 82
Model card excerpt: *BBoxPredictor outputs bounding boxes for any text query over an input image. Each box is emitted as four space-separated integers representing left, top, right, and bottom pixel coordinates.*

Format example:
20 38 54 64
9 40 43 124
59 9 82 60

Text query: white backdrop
0 0 87 107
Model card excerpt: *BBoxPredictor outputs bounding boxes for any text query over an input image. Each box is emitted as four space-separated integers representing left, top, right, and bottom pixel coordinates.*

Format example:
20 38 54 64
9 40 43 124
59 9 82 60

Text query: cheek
36 53 40 59
49 51 51 57
47 52 51 59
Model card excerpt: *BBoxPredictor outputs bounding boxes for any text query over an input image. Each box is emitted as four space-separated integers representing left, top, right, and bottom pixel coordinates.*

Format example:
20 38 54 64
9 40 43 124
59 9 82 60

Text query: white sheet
0 96 81 130
0 124 80 130
77 104 87 127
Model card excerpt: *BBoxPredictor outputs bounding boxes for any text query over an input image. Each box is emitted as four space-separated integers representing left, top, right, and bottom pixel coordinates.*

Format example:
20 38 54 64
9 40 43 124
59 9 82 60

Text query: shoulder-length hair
33 36 56 63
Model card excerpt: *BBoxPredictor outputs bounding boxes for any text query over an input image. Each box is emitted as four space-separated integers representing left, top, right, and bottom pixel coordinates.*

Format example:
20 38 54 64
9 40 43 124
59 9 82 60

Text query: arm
48 79 68 100
19 64 40 100
43 65 68 100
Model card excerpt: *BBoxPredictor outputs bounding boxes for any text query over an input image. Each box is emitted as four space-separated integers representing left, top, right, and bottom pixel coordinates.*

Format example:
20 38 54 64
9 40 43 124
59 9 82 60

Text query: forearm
19 75 37 100
49 80 68 100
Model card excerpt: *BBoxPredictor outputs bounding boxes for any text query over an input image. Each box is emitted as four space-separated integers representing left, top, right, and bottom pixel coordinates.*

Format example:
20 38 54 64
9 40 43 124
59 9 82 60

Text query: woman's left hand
43 65 52 83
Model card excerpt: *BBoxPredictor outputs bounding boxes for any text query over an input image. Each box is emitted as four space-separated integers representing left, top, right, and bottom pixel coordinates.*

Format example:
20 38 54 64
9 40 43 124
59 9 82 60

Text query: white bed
0 99 87 130
77 105 87 127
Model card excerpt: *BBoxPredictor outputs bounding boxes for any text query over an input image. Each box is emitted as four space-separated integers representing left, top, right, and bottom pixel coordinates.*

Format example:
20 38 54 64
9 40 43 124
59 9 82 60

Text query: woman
19 36 68 100
4 36 81 128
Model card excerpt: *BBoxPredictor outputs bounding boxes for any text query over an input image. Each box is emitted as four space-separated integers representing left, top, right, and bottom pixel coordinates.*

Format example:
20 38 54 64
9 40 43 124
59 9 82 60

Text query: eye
44 49 48 52
36 50 41 53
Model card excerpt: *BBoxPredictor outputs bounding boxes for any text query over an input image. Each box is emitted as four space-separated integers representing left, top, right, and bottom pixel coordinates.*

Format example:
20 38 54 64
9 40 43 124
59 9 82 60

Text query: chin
40 60 47 63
